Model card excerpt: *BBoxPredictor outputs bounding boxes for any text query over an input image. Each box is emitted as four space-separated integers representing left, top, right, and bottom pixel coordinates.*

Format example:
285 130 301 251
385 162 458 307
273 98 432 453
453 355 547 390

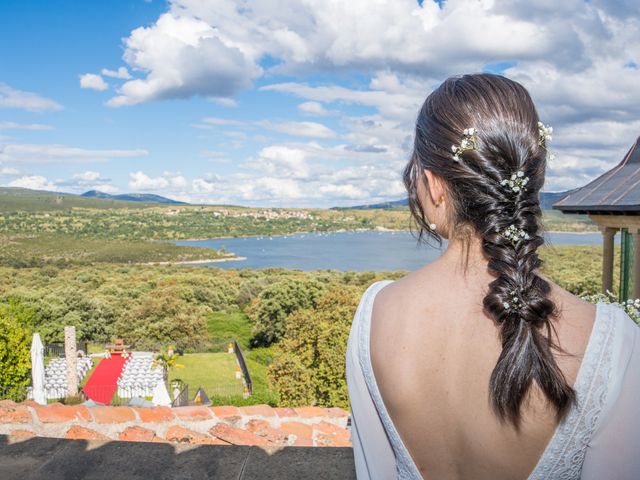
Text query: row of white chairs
44 358 93 397
116 355 163 398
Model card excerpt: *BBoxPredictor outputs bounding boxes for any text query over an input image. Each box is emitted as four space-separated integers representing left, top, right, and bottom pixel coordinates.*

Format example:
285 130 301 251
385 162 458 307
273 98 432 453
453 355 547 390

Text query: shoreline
173 228 599 242
136 256 247 266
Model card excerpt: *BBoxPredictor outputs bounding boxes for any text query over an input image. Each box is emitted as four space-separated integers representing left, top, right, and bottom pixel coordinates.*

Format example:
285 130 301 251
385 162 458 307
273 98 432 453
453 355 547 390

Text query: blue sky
1 0 639 207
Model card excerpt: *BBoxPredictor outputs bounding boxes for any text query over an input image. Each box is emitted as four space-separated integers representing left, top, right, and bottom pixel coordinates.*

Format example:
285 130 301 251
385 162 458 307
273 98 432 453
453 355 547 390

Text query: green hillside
0 187 169 211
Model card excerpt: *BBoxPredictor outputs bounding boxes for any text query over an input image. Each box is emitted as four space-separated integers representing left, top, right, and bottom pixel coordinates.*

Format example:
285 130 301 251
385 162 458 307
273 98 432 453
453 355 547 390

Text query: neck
439 233 490 278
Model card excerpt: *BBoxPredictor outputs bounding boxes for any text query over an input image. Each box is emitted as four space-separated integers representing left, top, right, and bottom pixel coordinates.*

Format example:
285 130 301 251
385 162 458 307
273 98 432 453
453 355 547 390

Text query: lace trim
358 280 423 479
528 302 616 479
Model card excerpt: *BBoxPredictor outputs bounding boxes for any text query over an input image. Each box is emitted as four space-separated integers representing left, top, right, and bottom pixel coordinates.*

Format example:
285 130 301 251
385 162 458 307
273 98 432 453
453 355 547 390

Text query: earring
429 222 437 230
435 195 444 207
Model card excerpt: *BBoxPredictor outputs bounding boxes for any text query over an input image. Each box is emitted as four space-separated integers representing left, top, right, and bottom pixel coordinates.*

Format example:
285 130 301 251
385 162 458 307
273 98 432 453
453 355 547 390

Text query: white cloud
298 101 331 116
0 164 19 175
127 171 188 191
89 183 119 194
128 171 170 190
0 144 148 164
259 120 336 139
101 67 131 79
72 170 101 181
8 175 59 191
0 121 53 131
106 12 262 107
79 73 109 91
0 83 62 112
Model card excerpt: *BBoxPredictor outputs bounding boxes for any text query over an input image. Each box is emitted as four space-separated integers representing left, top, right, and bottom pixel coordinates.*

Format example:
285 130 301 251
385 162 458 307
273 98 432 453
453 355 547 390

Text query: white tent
30 333 47 405
152 381 172 407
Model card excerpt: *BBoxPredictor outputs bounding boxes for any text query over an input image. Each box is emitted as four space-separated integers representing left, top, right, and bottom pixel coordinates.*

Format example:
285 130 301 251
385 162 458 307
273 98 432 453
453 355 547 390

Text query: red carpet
83 354 126 404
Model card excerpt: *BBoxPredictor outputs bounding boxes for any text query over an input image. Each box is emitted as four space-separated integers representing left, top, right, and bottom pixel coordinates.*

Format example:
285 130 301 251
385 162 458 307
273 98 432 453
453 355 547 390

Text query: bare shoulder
542 275 598 373
544 274 597 324
369 269 442 379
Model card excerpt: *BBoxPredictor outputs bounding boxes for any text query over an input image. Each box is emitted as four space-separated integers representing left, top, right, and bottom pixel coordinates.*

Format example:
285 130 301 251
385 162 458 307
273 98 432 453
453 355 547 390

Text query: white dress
346 280 640 479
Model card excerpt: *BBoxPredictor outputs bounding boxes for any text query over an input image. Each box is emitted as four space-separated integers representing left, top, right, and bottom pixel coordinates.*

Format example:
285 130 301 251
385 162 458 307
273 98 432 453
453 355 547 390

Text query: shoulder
360 279 395 309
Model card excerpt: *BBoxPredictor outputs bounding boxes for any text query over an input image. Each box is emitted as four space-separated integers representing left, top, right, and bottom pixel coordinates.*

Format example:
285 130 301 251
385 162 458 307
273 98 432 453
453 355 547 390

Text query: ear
423 168 445 205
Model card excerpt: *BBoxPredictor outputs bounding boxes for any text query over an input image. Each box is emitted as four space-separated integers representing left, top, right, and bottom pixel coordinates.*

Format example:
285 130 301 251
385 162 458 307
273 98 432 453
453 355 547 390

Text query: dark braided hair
403 73 576 428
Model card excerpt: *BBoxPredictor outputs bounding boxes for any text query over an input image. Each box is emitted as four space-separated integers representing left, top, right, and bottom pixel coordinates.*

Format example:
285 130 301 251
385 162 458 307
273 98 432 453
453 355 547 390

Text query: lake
173 230 606 272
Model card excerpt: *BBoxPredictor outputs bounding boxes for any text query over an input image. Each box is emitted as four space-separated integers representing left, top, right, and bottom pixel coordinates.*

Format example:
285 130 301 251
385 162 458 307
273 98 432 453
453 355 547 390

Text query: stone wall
0 400 351 448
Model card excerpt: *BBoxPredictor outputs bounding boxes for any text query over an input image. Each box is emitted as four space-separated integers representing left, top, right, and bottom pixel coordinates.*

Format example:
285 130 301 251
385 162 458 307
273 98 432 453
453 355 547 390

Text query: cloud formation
0 83 62 112
0 144 148 164
79 73 109 91
70 0 640 202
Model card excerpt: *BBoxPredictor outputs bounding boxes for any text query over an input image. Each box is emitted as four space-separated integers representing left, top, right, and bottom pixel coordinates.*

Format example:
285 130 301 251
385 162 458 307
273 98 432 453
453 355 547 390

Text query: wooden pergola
553 136 640 300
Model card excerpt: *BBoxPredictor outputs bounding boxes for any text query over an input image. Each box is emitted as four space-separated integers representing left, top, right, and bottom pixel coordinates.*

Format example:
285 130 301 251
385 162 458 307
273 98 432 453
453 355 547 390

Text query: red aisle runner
83 353 126 404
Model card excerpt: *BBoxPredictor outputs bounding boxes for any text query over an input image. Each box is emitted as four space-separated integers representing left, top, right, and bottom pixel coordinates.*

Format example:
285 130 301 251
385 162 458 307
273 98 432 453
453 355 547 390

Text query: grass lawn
167 350 279 406
168 352 242 394
207 311 253 350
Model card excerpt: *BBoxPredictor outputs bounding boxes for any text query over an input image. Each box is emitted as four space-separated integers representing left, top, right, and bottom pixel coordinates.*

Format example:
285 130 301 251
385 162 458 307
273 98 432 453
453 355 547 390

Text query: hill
81 190 188 205
0 187 164 211
0 187 188 212
332 190 575 210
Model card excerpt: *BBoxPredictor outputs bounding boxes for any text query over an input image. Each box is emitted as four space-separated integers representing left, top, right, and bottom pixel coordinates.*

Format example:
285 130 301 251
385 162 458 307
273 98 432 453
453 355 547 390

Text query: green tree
267 285 361 408
247 279 328 347
0 313 31 387
153 346 185 384
117 285 212 351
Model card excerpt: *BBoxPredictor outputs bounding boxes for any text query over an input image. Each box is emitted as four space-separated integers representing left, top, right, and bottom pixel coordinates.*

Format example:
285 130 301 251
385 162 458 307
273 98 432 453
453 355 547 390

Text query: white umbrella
152 381 172 407
30 333 47 405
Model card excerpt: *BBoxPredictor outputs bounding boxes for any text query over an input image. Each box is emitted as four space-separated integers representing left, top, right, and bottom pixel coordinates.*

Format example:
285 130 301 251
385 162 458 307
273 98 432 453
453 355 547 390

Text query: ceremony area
12 329 253 409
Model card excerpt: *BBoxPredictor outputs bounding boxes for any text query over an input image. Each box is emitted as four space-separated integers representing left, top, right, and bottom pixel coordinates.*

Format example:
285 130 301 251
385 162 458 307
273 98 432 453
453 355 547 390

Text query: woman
346 73 640 479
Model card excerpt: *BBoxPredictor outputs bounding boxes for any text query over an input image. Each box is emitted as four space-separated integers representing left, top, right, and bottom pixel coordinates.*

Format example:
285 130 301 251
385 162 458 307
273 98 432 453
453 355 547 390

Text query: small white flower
503 302 510 309
503 225 530 244
451 127 477 162
538 121 553 147
502 170 528 194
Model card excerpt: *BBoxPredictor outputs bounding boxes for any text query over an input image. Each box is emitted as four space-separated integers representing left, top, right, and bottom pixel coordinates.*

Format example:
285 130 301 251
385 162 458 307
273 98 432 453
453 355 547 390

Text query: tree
0 312 31 387
152 346 185 385
267 285 361 408
247 279 328 347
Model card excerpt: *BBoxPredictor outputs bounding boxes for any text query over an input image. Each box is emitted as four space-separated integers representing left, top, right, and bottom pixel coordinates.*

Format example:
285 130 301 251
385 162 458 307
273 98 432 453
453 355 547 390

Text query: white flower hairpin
538 121 556 161
500 170 529 193
503 289 523 312
451 127 477 162
503 225 530 245
538 121 553 147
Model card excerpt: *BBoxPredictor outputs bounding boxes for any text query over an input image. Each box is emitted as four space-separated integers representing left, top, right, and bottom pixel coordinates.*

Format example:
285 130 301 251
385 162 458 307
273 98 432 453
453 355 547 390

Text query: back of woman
345 73 640 479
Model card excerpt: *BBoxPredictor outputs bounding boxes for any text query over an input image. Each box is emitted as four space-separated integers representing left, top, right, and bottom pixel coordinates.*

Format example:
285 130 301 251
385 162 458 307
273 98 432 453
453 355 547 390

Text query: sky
0 0 639 208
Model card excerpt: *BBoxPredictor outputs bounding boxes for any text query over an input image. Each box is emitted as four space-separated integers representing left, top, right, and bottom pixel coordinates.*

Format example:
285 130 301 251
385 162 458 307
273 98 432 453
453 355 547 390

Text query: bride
346 73 640 479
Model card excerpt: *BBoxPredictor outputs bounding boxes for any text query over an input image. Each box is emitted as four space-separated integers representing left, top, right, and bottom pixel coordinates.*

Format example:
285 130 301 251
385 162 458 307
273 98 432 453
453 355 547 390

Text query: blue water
173 230 604 272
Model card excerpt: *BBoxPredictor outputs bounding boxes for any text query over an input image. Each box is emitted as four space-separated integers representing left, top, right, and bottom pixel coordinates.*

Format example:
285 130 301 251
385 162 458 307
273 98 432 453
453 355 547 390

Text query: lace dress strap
527 302 617 479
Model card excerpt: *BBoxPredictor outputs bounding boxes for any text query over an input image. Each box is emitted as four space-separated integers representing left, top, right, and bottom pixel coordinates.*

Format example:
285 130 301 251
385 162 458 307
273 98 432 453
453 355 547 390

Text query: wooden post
601 227 616 294
64 326 78 397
